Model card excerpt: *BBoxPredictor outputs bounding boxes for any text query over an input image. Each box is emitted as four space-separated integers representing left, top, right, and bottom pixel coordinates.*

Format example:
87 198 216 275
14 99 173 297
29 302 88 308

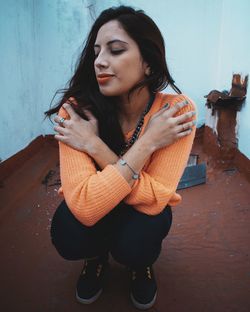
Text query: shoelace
131 266 152 281
81 259 103 277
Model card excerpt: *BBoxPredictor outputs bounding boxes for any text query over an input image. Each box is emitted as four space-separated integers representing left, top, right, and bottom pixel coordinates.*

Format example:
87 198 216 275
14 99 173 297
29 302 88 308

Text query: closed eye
111 49 125 55
94 49 125 59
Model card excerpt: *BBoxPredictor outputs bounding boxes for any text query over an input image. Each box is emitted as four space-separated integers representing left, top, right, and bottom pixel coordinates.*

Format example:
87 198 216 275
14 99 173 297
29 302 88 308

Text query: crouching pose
45 5 196 310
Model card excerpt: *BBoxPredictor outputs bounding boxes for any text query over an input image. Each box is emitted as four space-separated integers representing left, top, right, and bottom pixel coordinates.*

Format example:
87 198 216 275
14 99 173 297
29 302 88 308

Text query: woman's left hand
54 103 99 152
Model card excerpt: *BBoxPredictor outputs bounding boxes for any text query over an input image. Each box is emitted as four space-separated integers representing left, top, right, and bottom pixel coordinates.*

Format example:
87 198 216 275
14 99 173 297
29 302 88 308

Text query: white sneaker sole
130 291 157 310
76 288 103 304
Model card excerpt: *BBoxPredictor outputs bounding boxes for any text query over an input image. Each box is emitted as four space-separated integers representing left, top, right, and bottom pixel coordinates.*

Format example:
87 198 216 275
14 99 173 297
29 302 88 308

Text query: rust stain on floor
0 136 250 312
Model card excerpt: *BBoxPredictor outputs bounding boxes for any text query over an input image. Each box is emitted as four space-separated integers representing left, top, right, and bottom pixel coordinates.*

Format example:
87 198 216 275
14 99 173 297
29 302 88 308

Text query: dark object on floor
177 162 206 190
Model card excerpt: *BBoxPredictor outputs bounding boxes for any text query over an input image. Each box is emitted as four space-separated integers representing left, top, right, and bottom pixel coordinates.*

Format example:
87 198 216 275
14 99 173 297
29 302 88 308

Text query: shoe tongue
82 255 108 277
84 259 99 272
132 266 150 271
132 266 151 279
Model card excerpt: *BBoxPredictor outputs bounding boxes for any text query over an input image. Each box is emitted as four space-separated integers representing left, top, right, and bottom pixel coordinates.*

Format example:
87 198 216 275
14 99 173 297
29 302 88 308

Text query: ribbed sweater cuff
101 164 132 197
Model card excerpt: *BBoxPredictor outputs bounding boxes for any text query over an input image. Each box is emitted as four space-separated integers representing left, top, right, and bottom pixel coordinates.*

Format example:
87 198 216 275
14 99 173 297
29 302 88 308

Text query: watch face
132 174 139 180
119 158 139 179
120 159 126 166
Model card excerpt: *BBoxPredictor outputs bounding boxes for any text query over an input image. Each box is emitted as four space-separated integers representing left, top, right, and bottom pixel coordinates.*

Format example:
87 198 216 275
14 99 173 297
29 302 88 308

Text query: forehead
95 20 132 44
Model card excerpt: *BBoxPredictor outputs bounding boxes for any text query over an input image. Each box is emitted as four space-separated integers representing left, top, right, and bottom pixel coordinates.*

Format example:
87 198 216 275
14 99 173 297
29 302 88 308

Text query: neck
118 88 151 124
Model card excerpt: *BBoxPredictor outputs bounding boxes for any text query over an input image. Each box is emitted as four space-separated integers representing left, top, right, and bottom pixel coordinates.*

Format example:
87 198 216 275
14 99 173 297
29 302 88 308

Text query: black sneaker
76 255 108 304
129 266 157 310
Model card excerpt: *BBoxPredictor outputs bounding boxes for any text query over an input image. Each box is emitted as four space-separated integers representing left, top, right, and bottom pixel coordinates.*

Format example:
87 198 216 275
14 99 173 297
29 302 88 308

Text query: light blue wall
97 0 224 125
212 0 250 158
99 0 250 157
1 0 41 161
0 0 249 161
0 0 91 161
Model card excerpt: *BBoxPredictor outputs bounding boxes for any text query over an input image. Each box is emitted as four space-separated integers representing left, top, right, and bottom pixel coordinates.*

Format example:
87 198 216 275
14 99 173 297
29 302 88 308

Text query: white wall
0 0 249 162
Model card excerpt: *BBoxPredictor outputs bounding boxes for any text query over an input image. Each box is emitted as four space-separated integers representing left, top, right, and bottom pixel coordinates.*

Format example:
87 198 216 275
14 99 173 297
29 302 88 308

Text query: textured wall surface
102 0 250 158
0 0 91 161
0 0 249 161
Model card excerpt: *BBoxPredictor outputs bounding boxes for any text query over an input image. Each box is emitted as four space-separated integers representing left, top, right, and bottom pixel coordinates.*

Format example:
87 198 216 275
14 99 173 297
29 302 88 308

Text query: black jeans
51 200 173 268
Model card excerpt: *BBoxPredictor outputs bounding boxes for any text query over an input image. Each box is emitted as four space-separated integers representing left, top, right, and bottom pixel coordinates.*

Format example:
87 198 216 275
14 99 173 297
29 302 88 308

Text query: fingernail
180 100 189 107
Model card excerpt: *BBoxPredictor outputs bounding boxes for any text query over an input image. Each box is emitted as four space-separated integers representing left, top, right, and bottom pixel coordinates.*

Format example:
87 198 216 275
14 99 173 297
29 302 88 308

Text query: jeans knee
50 201 108 260
50 214 81 260
50 222 102 261
110 236 161 268
110 207 173 267
51 236 79 260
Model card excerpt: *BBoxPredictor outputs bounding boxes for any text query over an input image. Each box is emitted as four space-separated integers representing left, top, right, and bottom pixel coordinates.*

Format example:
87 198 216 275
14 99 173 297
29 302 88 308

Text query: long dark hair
45 5 181 154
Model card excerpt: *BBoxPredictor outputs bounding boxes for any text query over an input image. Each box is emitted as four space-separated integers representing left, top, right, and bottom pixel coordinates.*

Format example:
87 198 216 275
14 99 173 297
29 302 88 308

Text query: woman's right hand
142 99 196 151
54 103 99 153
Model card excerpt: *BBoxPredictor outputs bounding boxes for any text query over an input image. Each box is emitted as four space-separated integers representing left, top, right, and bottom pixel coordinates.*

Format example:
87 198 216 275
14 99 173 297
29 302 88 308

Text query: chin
98 86 125 97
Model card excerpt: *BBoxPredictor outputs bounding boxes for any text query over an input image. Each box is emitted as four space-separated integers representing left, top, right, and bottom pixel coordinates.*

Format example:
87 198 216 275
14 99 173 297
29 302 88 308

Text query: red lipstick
97 73 114 85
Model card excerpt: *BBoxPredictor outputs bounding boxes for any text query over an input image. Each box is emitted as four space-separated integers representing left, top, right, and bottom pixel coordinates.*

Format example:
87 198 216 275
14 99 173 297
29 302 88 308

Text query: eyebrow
94 39 128 48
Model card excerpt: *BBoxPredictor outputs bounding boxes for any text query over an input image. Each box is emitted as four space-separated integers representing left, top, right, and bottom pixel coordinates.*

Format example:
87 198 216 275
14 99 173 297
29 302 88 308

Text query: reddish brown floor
0 137 250 312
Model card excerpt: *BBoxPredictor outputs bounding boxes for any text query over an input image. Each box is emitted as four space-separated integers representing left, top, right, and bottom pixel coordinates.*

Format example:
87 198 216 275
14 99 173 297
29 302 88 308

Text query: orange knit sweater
57 92 197 226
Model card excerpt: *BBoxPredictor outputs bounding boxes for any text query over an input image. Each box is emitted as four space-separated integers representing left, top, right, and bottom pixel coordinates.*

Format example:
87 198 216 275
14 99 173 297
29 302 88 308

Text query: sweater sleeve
57 107 131 226
123 94 197 215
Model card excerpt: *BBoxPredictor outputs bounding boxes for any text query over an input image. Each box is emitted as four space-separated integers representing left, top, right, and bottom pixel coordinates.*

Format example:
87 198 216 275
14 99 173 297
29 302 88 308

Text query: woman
45 5 196 310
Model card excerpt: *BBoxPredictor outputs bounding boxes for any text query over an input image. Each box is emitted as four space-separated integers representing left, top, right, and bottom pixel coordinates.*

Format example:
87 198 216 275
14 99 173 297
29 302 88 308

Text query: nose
94 52 109 70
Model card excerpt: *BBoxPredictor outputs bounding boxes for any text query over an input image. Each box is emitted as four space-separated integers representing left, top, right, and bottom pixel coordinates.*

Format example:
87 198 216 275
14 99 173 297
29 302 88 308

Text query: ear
145 66 151 76
142 59 151 76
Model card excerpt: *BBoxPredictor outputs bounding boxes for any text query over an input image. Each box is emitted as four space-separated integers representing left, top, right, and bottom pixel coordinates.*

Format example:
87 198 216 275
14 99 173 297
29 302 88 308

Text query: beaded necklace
120 94 155 156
